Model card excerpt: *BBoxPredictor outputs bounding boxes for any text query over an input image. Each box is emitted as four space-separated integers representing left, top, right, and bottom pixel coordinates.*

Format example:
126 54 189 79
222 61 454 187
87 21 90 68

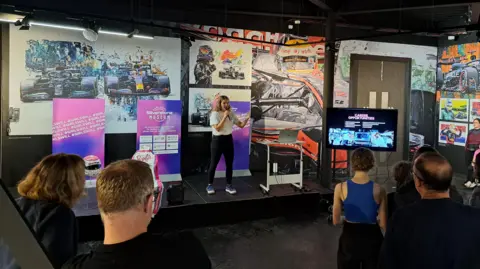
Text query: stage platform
77 172 333 242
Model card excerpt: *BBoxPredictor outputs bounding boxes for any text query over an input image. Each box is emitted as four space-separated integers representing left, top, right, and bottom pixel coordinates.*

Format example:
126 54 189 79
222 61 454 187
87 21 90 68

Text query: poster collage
437 43 480 146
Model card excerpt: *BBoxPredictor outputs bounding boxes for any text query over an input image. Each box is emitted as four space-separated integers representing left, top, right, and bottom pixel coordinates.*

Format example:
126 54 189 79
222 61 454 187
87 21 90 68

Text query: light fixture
30 22 84 31
133 34 154 39
0 18 17 23
288 25 293 30
82 20 99 42
98 30 128 37
14 16 31 30
294 20 301 25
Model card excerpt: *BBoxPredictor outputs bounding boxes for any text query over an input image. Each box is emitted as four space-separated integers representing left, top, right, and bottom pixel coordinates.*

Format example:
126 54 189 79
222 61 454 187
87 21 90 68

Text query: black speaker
167 184 185 206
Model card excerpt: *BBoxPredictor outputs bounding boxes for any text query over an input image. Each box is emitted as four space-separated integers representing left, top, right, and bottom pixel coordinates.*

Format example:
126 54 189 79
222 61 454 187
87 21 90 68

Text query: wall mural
182 24 344 175
437 43 480 147
9 25 181 135
335 40 438 153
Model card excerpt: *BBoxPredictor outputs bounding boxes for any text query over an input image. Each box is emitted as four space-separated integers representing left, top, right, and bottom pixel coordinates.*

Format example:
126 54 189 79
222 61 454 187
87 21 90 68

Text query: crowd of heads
17 154 156 223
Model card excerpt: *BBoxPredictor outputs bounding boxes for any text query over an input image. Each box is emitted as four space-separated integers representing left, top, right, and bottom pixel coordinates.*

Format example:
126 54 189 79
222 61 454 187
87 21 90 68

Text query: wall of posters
9 25 181 135
438 98 469 122
470 99 480 119
438 121 468 146
137 100 182 182
188 88 251 132
189 40 252 87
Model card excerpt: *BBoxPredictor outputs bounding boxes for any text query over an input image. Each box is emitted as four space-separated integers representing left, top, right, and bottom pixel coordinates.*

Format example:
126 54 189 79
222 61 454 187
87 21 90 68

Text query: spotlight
82 20 99 42
294 20 301 25
15 15 31 30
288 25 293 30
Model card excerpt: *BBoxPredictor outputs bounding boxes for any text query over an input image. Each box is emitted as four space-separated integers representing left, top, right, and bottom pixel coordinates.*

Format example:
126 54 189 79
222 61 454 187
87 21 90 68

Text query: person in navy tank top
333 147 387 269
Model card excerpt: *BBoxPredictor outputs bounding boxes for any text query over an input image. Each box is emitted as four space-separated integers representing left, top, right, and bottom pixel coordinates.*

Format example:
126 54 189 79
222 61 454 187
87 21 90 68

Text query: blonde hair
213 95 229 112
96 159 154 214
17 153 86 208
351 147 375 172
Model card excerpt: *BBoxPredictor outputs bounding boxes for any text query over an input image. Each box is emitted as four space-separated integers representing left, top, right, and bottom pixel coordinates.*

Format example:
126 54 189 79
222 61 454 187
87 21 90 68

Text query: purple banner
52 98 106 180
137 100 182 175
217 101 251 171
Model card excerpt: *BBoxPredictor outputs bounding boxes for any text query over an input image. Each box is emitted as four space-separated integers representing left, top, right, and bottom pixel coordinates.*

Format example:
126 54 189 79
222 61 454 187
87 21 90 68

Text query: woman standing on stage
465 118 480 188
333 147 387 269
207 95 250 195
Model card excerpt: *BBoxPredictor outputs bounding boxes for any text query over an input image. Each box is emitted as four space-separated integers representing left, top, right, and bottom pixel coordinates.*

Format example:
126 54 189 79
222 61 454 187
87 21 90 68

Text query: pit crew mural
189 41 253 87
9 25 181 135
335 40 437 154
438 121 468 146
183 24 345 175
438 98 469 122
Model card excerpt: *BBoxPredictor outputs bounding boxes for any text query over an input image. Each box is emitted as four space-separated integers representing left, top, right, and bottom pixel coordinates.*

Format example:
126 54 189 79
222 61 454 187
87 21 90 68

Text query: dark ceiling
0 0 478 43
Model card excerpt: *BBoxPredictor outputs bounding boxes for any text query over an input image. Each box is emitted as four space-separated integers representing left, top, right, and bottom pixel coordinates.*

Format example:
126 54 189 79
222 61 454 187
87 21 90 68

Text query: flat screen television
326 108 398 152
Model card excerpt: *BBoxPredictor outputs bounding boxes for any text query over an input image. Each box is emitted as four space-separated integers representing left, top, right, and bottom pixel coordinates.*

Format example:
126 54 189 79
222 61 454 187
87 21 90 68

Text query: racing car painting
191 108 211 127
438 60 480 93
20 68 98 102
104 63 171 97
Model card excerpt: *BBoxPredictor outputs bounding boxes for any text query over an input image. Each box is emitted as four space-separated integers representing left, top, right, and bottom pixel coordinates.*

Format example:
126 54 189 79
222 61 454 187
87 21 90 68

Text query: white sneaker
465 181 473 188
471 182 478 188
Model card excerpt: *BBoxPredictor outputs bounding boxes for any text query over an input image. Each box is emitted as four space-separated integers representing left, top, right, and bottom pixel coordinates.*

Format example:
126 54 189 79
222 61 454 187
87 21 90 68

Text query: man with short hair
63 160 211 269
379 152 480 269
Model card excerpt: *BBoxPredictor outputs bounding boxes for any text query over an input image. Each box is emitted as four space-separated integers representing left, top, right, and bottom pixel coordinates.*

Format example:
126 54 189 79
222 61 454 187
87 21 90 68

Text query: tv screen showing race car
326 108 398 152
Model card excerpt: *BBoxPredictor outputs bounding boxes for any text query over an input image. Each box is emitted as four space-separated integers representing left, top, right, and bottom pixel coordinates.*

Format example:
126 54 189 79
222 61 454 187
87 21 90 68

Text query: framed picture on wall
439 98 469 122
470 99 480 121
438 121 468 146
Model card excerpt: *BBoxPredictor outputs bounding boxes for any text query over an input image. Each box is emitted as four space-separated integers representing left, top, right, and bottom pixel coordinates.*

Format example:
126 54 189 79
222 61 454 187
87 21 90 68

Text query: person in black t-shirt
62 160 211 269
379 152 480 269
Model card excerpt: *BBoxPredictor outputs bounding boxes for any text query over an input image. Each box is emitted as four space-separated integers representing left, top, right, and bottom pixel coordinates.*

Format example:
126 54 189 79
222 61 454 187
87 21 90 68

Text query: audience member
379 152 480 269
388 161 411 219
469 153 480 207
333 148 386 269
0 153 85 269
62 160 211 269
395 145 463 209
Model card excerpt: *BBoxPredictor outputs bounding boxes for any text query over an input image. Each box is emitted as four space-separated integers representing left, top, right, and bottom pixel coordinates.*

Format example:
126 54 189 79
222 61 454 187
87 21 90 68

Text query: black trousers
466 150 475 182
337 222 383 269
208 134 234 185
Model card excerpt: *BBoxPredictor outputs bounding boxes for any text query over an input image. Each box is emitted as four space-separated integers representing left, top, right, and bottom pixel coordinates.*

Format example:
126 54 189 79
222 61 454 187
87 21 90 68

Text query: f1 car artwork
438 58 480 93
219 65 245 80
191 108 211 127
105 62 171 96
20 67 98 102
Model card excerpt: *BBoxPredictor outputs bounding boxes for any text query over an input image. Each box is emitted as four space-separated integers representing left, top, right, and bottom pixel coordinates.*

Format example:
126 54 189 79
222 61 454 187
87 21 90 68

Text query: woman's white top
210 111 239 136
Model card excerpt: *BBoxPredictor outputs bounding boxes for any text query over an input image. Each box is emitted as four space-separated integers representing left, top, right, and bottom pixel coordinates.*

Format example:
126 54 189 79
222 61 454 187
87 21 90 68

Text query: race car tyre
251 105 262 122
460 67 478 93
436 67 444 89
191 113 201 125
239 73 245 80
81 77 98 98
20 79 36 103
219 71 225 79
104 76 119 95
153 75 170 96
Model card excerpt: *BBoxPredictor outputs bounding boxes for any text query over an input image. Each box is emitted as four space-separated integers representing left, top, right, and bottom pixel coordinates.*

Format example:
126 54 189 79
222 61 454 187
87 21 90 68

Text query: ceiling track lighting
14 15 31 30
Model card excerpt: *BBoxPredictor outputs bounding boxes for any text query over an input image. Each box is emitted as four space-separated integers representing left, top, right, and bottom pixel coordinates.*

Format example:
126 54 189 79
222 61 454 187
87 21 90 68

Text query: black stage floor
77 173 333 242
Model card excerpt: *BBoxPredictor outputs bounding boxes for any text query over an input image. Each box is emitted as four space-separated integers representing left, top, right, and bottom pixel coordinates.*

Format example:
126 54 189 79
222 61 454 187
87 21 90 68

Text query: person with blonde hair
0 153 85 269
333 147 387 269
207 95 250 195
63 159 211 269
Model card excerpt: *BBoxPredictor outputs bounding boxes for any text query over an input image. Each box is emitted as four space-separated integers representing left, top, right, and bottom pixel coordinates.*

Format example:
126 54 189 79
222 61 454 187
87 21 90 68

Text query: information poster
216 101 251 172
52 98 105 185
137 100 182 181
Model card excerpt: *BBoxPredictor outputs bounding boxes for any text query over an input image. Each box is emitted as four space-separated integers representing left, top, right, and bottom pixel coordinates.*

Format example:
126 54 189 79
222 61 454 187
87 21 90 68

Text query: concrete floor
194 215 340 269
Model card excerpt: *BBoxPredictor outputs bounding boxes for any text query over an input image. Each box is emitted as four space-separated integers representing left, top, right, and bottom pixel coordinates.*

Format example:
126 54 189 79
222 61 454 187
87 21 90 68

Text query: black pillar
320 12 336 188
